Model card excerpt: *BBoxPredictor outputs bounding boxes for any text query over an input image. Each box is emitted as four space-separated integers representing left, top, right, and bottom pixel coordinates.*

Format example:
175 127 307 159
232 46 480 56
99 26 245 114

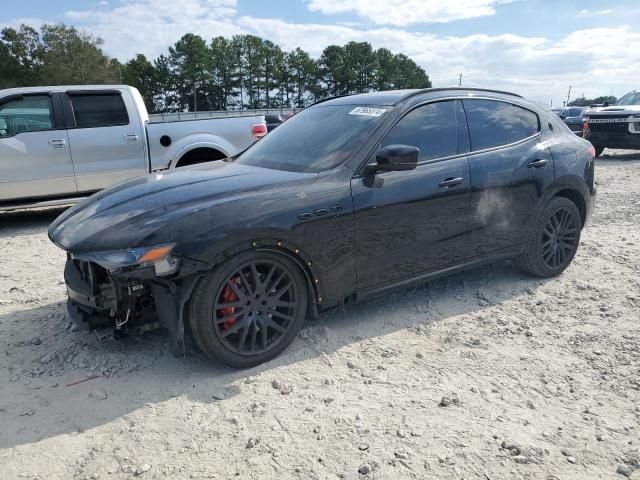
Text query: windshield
236 105 389 172
615 92 640 106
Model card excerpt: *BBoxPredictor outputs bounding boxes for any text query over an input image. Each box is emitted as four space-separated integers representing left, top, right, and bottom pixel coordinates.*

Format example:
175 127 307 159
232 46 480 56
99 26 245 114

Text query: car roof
315 87 524 107
0 85 132 97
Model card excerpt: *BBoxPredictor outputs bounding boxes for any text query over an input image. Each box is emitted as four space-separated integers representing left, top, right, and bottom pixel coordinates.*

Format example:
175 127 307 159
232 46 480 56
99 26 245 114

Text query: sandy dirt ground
0 149 638 480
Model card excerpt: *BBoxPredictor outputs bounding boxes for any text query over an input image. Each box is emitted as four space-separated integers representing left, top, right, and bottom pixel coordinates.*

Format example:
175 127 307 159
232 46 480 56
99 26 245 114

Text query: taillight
251 123 267 138
587 145 596 158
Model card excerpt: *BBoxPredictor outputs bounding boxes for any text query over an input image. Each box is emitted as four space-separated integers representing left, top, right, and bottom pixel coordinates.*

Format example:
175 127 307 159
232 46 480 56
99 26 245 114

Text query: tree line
568 96 617 107
0 24 432 113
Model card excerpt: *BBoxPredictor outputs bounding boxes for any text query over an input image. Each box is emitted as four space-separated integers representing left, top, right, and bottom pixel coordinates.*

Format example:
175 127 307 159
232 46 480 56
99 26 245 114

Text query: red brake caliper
220 276 240 331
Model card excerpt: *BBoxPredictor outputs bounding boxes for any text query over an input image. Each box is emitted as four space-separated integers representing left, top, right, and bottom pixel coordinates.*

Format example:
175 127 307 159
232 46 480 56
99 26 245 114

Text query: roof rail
308 87 523 108
400 87 523 102
308 94 350 107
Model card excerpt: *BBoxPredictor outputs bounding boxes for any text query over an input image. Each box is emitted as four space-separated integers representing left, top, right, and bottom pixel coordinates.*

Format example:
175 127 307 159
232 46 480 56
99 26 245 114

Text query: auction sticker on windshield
349 107 387 117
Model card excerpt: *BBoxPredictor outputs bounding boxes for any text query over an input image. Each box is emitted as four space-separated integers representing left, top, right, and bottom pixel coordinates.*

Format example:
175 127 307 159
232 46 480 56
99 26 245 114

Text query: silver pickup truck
0 85 267 211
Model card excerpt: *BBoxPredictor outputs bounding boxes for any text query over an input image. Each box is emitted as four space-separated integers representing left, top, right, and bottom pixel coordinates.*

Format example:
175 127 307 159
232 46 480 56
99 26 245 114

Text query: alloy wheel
541 206 580 270
212 260 299 355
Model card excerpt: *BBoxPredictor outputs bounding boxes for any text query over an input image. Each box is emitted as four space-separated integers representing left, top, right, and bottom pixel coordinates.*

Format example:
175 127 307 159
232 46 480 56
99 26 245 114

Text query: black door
461 99 555 257
351 100 471 290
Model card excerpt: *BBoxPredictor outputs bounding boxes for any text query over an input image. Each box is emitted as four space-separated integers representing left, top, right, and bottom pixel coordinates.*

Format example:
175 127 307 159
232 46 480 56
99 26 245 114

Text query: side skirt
354 245 524 303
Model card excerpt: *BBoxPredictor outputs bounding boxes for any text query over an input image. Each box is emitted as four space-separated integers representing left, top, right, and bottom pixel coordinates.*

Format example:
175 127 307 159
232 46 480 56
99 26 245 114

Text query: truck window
0 95 54 137
69 93 129 128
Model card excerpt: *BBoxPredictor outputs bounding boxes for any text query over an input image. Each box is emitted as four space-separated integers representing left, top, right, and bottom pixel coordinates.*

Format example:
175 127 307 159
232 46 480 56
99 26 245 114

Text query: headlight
72 243 178 275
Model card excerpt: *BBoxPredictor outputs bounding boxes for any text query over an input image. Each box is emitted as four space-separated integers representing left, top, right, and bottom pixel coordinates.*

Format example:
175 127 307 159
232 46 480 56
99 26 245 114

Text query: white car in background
583 90 640 156
0 85 267 211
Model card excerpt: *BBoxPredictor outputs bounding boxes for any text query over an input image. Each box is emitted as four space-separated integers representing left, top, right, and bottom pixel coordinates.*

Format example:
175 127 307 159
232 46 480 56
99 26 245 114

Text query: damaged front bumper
63 253 206 351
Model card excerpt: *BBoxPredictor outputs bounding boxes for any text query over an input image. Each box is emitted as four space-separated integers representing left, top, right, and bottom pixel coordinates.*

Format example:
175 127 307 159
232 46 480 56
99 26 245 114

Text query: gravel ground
0 149 639 480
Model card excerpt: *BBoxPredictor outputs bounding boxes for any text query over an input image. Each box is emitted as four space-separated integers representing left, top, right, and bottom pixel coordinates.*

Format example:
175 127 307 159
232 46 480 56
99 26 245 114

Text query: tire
594 145 605 157
515 197 582 278
188 250 308 368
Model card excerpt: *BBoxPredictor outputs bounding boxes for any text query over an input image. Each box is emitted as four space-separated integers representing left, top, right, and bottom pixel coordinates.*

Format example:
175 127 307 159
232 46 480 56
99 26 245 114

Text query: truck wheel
188 251 308 368
515 197 581 278
594 145 604 157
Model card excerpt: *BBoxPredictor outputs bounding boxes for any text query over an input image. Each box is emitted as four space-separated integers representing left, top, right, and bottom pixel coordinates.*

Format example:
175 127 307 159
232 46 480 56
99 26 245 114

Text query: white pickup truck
0 85 267 211
583 90 640 156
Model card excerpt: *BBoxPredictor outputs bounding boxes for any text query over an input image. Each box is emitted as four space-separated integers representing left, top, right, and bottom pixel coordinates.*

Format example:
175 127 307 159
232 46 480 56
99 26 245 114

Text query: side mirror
366 144 419 173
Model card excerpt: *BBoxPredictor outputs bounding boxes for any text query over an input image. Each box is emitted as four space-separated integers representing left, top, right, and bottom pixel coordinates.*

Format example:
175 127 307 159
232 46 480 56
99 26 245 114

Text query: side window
69 93 129 128
382 101 459 161
0 95 54 137
462 100 539 151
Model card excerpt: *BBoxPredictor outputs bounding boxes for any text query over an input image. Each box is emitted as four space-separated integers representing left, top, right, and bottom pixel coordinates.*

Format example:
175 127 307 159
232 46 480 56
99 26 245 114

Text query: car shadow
598 150 640 164
0 254 546 449
0 207 67 235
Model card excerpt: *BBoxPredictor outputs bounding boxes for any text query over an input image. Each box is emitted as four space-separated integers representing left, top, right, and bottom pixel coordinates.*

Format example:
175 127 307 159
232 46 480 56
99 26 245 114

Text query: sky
2 0 639 107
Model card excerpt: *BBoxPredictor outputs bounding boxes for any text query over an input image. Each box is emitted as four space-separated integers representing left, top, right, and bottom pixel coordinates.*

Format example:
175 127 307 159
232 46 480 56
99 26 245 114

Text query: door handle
527 159 548 168
124 134 140 142
48 139 66 149
438 177 464 188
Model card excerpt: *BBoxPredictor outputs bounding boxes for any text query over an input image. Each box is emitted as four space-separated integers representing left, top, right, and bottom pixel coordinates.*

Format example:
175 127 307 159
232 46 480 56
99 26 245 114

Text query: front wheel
188 251 308 368
516 197 582 277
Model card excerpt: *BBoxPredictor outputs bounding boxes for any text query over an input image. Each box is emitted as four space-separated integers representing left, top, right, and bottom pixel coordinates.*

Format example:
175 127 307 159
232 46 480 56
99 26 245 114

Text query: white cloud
0 17 52 30
65 0 242 59
577 9 613 17
238 16 639 104
306 0 513 25
51 0 640 106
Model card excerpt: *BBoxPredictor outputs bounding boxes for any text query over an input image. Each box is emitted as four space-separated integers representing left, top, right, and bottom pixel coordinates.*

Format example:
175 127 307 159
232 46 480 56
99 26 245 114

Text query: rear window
561 107 584 117
463 99 540 151
69 93 129 128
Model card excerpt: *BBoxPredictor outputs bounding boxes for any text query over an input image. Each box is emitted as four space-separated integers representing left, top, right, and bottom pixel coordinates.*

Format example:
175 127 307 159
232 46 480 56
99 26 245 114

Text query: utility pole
566 85 572 106
458 73 463 87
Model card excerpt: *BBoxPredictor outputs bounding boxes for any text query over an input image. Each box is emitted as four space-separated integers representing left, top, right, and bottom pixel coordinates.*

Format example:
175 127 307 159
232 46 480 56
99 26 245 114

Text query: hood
49 161 318 253
586 105 640 115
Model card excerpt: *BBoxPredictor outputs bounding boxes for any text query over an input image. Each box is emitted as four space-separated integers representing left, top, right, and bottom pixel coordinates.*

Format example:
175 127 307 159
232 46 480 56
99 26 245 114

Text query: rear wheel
188 251 308 367
516 197 582 277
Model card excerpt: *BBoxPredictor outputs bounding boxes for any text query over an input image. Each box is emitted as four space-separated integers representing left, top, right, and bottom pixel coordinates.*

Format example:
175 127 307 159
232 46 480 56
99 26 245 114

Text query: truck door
63 90 147 193
0 92 77 202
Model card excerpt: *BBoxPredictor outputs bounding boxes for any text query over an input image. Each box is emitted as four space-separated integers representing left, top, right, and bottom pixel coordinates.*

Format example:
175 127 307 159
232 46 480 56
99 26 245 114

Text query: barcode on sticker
349 107 387 117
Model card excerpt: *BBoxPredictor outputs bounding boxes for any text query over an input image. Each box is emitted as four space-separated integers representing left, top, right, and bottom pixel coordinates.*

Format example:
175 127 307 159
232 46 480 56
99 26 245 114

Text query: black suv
49 88 596 367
